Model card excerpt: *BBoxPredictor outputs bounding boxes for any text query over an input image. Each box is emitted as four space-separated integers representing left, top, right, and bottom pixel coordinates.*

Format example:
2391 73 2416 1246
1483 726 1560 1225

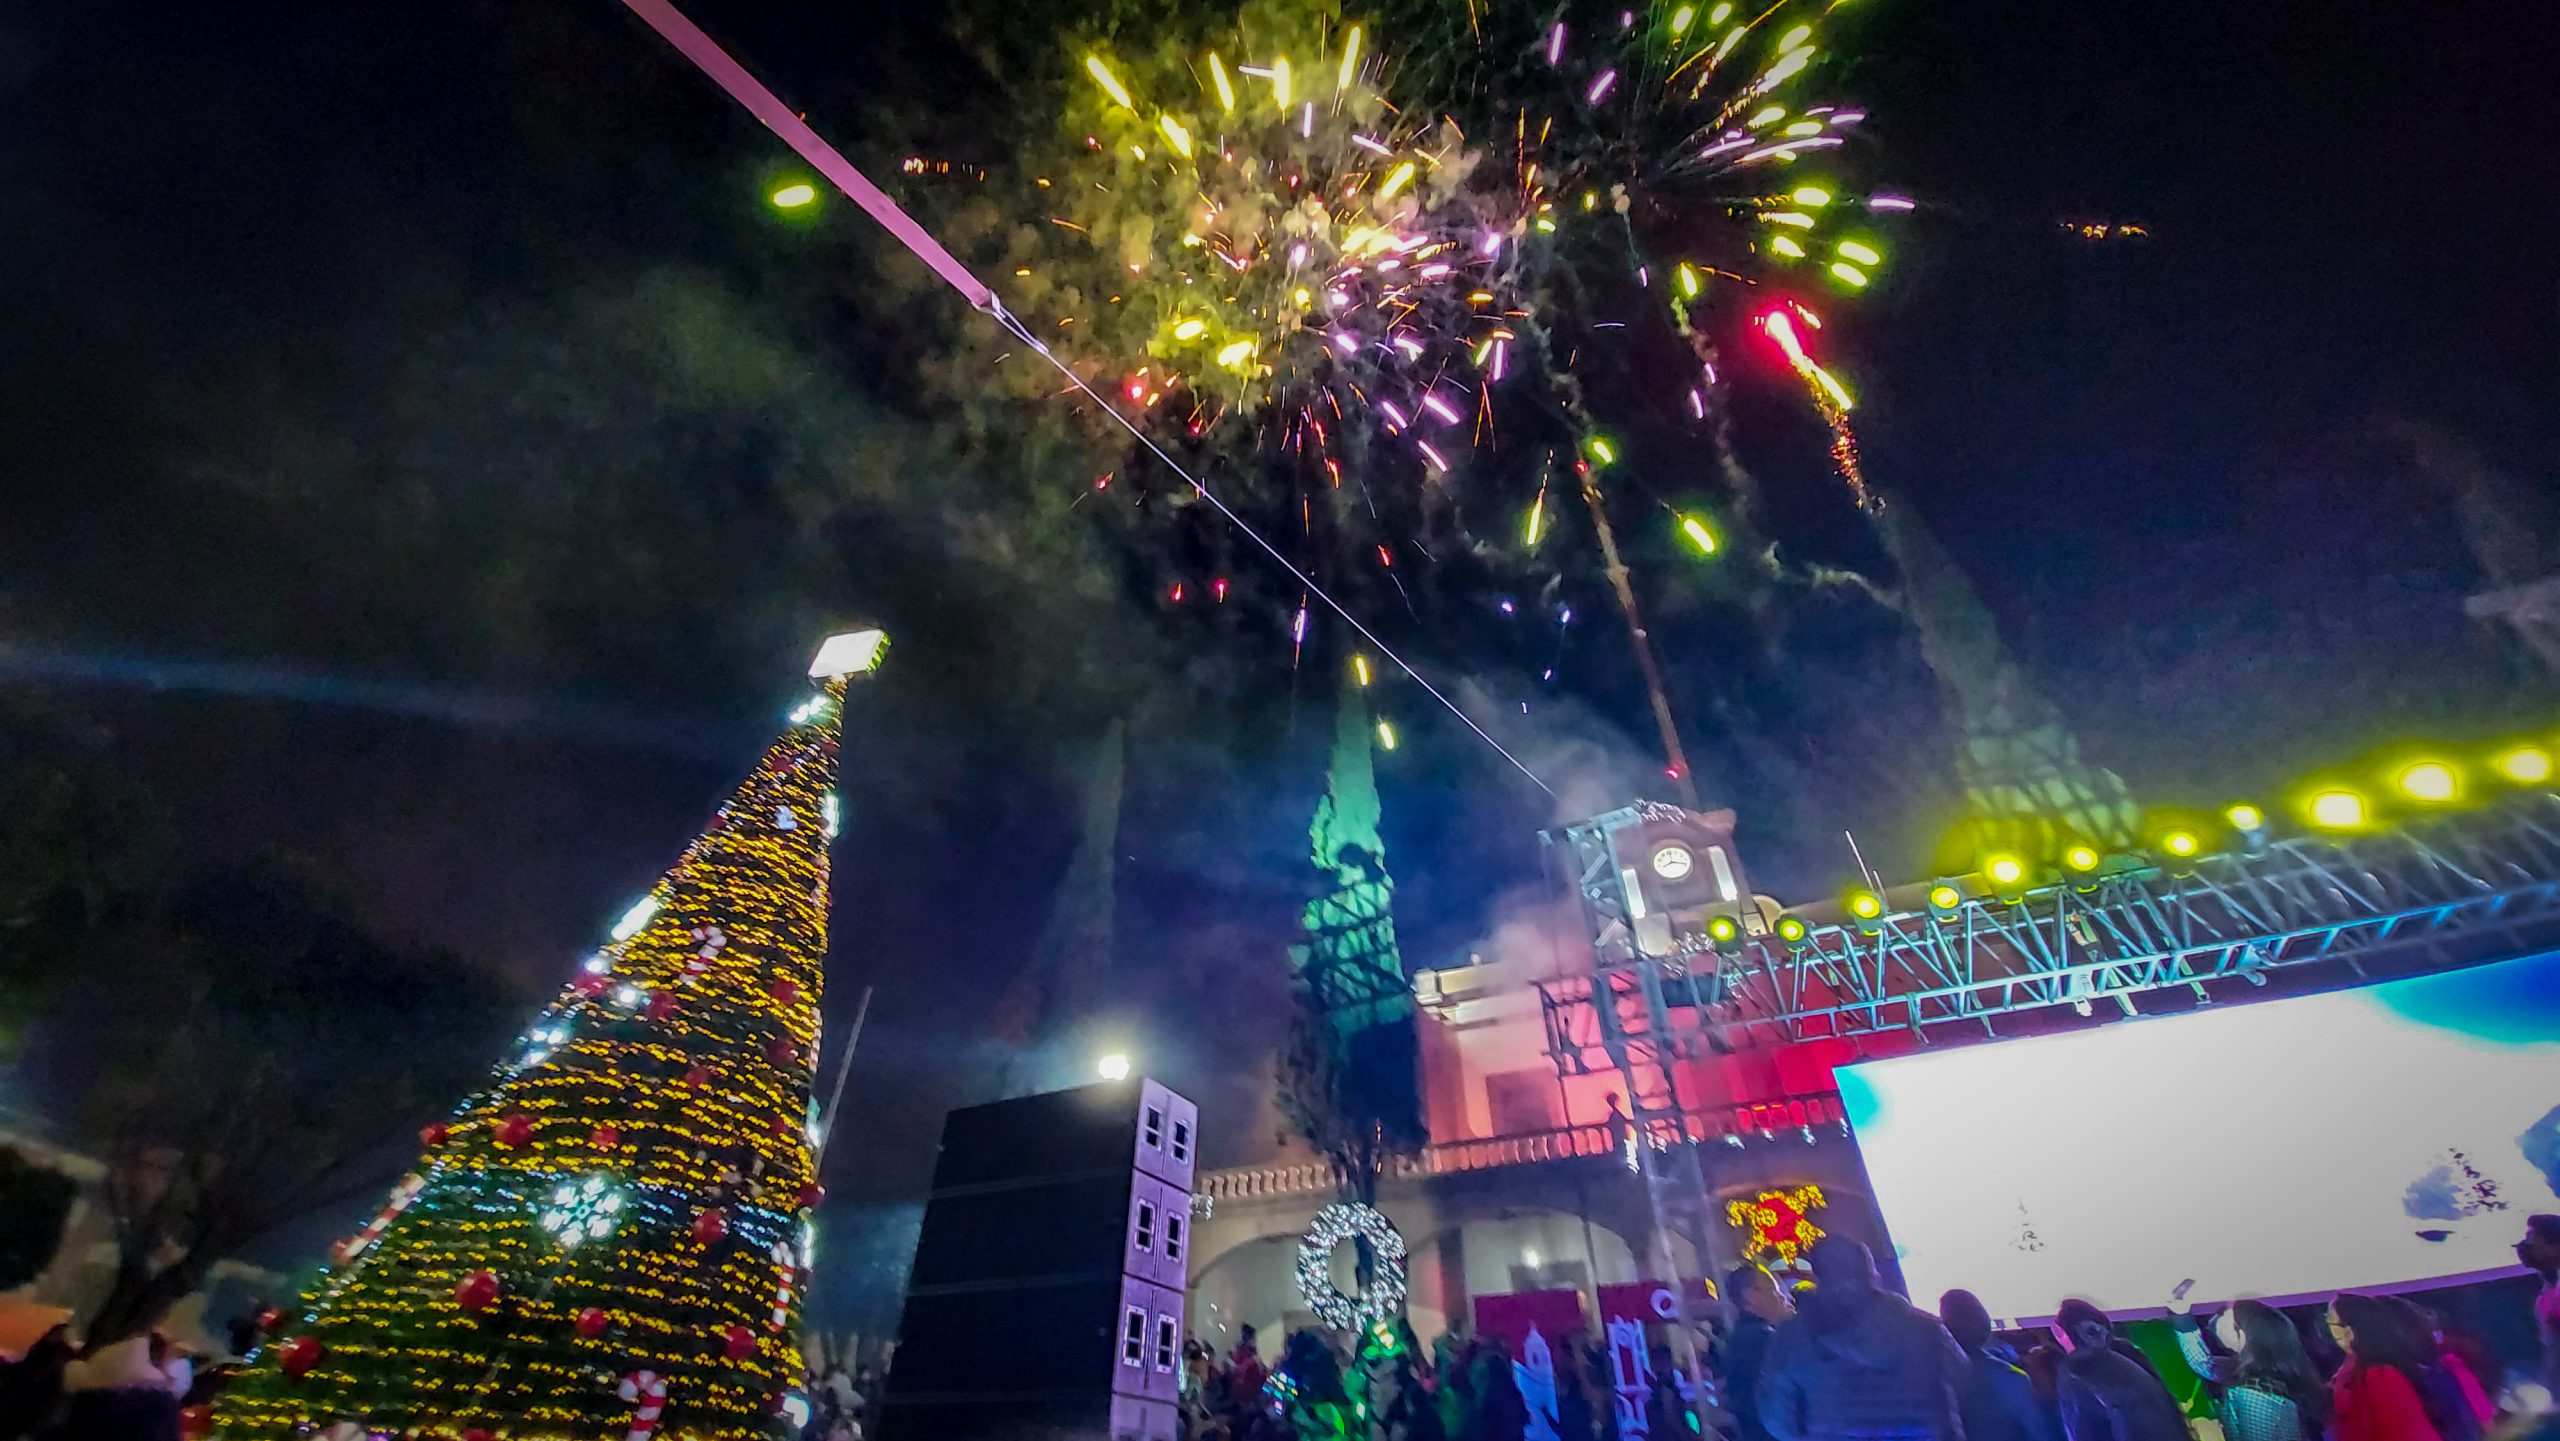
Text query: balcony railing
1199 1093 1845 1201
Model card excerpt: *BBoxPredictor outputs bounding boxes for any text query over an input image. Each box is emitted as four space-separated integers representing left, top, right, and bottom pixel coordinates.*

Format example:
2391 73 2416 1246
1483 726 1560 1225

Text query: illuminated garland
1295 1202 1407 1332
211 671 852 1441
1726 1183 1826 1265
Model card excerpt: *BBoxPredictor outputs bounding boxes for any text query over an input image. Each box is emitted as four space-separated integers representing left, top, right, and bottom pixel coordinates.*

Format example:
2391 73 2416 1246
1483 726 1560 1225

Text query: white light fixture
809 628 891 679
609 895 660 941
1097 1052 1133 1081
1650 843 1695 881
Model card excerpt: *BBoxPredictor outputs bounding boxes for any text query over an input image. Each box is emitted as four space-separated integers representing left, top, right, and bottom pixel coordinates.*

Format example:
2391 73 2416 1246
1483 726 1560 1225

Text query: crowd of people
1188 1215 2560 1441
0 1328 206 1441
793 1359 881 1441
3 1217 2553 1441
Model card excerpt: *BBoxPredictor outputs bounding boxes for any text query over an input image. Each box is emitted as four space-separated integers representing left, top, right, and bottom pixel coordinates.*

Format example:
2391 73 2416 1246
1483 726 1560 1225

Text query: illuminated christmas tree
215 631 888 1441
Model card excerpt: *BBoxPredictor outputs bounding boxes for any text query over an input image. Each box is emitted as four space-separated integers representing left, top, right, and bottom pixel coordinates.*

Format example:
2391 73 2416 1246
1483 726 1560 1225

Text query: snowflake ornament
541 1174 627 1249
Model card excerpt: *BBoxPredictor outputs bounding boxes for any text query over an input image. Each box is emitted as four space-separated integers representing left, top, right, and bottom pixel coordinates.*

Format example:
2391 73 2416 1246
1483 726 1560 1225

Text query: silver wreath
1294 1201 1408 1331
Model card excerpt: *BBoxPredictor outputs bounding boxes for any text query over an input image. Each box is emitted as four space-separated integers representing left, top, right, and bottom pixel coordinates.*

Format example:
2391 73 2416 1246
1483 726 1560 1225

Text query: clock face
1650 843 1695 881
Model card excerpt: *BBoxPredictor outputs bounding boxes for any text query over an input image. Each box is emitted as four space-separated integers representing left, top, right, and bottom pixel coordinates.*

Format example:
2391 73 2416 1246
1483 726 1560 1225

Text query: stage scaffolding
1539 791 2560 1065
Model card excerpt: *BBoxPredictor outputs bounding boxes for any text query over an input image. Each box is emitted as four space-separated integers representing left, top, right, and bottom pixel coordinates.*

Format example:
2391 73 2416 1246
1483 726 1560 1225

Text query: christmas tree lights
214 633 885 1441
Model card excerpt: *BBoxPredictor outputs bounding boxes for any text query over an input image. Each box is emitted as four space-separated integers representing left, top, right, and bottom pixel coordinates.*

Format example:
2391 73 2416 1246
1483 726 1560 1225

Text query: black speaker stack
877 1078 1200 1441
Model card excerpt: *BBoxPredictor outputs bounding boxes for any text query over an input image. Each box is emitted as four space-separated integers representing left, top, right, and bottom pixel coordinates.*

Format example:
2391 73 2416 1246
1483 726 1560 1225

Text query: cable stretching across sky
615 0 1559 797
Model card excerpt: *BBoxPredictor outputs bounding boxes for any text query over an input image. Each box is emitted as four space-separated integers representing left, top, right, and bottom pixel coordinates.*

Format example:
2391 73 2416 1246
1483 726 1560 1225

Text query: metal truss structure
1541 791 2560 1063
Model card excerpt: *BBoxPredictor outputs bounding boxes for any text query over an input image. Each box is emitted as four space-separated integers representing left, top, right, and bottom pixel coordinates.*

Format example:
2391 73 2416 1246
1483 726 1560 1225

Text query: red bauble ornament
591 1123 621 1150
683 1064 711 1088
574 973 612 998
767 977 800 1005
646 993 681 1023
419 1123 450 1149
795 1182 825 1211
180 1405 213 1438
766 1037 799 1067
455 1270 501 1312
463 1430 493 1441
256 1307 284 1333
721 1324 756 1362
279 1335 323 1379
575 1307 611 1340
494 1113 534 1149
692 1208 730 1246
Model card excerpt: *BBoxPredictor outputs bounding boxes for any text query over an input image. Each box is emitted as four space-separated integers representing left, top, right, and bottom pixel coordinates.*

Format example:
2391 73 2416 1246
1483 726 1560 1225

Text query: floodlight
2396 761 2458 803
1844 888 1885 934
2307 789 2366 829
2497 746 2554 785
809 629 890 678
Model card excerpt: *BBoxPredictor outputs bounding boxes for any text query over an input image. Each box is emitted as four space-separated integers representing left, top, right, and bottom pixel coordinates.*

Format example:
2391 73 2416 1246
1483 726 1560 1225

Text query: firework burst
1041 9 1526 499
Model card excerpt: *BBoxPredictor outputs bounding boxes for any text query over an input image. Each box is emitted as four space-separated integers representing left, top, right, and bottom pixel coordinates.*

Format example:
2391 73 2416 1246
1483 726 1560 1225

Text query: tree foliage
0 1145 77 1291
18 857 518 1342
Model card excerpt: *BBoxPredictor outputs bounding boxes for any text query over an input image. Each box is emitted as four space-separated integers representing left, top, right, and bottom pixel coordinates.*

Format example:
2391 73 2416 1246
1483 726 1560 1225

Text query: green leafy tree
19 858 517 1343
0 1145 77 1291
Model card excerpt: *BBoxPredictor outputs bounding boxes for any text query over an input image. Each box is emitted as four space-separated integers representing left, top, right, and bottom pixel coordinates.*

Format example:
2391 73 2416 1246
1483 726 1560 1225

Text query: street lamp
1096 1052 1132 1082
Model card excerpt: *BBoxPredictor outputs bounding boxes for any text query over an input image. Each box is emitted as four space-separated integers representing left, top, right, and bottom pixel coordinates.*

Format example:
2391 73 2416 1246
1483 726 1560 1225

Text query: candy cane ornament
333 1173 425 1264
619 1370 669 1441
684 925 728 984
769 1242 797 1330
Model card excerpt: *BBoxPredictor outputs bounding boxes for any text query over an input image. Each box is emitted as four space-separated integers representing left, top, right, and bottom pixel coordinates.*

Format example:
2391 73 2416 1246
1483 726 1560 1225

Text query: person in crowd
1434 1331 1475 1441
1645 1342 1688 1441
1229 1326 1270 1417
2520 1215 2560 1398
2169 1299 2328 1441
2328 1293 2446 1441
1548 1332 1597 1441
1760 1236 1968 1441
1723 1264 1796 1441
2021 1345 2064 1415
1941 1289 2062 1441
59 1335 183 1441
1473 1338 1530 1441
2050 1300 2191 1441
2376 1296 2492 1441
0 1324 74 1441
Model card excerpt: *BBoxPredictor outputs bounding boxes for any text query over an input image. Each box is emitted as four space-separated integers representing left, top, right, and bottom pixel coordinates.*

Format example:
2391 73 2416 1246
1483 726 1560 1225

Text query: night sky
2 0 2552 1325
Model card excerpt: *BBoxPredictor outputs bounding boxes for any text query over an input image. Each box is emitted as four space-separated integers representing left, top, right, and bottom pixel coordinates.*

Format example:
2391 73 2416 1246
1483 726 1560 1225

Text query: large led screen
1838 951 2560 1323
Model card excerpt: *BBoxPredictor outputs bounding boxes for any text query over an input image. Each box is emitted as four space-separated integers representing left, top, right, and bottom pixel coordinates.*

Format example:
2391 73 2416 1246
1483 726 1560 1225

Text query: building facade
1186 929 1883 1349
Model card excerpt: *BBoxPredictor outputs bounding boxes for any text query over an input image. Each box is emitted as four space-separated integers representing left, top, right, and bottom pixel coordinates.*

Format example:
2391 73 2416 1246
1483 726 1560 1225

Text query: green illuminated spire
1294 682 1406 1034
1873 491 2141 854
1278 681 1422 1205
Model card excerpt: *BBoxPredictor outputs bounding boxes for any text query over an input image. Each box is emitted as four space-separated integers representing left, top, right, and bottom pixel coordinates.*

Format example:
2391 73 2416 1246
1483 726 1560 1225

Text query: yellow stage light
2396 761 2457 803
2496 746 2552 784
